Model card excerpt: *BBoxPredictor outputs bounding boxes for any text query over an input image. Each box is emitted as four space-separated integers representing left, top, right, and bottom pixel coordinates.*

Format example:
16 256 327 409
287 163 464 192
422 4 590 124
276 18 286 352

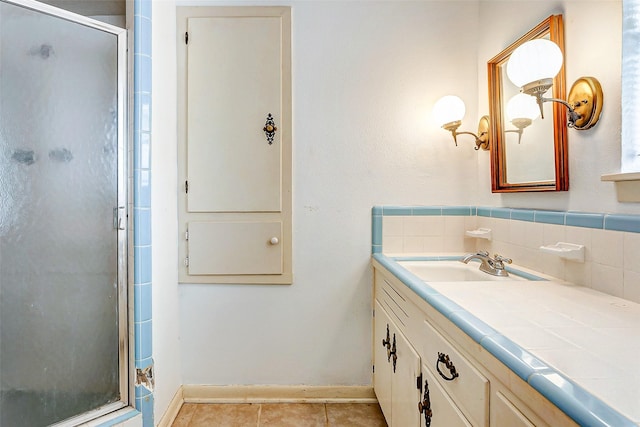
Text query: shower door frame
1 0 131 425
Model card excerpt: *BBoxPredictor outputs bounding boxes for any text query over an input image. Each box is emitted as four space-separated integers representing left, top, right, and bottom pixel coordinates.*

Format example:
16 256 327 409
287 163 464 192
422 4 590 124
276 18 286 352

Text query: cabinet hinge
185 31 189 44
185 180 189 193
372 365 375 373
417 373 423 391
184 257 189 267
185 230 189 241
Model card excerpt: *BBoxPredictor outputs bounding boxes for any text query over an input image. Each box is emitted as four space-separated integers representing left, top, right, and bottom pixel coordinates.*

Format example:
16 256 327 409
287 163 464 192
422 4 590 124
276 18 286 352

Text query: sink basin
398 260 528 282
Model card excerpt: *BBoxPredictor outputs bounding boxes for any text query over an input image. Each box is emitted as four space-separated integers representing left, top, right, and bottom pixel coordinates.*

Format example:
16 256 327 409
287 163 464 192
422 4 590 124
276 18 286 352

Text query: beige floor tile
259 403 327 426
326 403 387 427
187 403 260 427
171 403 198 427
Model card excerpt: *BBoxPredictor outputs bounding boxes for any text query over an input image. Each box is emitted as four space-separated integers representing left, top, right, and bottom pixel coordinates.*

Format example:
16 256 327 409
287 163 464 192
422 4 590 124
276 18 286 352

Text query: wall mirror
488 15 569 192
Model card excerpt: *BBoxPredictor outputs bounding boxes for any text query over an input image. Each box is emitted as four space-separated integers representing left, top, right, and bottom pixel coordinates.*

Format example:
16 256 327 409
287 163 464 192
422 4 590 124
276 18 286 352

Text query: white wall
151 0 183 421
174 0 480 386
476 1 635 214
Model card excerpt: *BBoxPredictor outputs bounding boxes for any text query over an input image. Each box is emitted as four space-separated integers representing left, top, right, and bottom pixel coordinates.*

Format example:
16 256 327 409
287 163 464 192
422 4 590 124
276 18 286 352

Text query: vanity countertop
372 253 640 427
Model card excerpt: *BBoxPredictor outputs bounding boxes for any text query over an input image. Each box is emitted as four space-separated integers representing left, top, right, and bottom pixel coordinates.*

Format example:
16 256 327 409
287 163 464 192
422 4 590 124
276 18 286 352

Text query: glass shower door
0 1 128 426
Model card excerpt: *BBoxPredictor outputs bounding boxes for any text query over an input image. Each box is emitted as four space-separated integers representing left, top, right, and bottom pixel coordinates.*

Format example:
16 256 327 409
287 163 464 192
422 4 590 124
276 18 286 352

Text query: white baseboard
156 387 184 427
182 385 377 404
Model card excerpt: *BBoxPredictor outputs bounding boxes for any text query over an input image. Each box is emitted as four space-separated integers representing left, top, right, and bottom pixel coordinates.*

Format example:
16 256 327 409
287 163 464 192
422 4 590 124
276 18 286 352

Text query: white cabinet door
420 367 472 427
392 326 422 427
374 301 393 422
186 15 282 213
187 221 282 275
374 300 421 427
177 6 292 284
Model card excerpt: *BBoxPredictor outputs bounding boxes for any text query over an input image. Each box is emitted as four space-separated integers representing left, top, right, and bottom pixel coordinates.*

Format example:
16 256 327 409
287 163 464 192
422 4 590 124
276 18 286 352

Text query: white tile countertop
373 253 640 427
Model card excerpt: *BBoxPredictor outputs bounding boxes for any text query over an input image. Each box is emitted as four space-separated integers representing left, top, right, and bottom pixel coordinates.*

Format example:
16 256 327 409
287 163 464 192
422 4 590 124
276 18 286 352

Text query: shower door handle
113 206 126 230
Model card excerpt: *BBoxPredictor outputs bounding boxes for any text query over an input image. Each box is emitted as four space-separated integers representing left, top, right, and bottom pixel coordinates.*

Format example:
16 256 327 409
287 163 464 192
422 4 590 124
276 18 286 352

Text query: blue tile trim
372 206 640 233
133 0 153 425
534 210 566 225
511 209 535 222
605 214 640 232
529 372 636 427
136 394 154 427
479 334 549 381
382 206 412 215
372 214 382 246
95 409 141 427
411 206 442 215
442 206 472 216
477 207 491 217
371 253 637 427
491 207 511 219
370 205 640 254
566 212 605 229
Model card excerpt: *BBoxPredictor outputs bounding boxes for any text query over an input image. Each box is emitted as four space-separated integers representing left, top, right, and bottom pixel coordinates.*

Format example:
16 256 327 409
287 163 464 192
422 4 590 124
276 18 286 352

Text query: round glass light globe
506 93 540 121
432 95 466 127
506 39 563 88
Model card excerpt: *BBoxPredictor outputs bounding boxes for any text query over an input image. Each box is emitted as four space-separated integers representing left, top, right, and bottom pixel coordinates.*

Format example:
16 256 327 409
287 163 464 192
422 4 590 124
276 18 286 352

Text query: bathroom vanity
372 254 639 427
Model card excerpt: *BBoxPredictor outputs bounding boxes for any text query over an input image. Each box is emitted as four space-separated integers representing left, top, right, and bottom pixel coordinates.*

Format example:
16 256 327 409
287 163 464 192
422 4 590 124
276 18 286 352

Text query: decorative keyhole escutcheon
263 113 277 144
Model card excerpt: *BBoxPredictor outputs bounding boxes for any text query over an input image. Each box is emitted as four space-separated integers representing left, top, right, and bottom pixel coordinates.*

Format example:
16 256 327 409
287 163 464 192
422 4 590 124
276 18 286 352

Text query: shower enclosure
0 1 128 426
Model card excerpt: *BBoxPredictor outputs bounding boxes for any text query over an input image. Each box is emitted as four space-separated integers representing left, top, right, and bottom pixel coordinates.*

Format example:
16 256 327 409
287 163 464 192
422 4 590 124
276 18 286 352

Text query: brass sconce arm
533 94 581 126
522 76 603 130
442 116 490 151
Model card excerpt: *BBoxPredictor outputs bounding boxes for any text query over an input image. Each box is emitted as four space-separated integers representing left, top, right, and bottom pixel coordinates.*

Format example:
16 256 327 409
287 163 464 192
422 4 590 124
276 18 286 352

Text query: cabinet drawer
492 391 536 427
422 320 489 427
375 273 411 331
421 366 472 427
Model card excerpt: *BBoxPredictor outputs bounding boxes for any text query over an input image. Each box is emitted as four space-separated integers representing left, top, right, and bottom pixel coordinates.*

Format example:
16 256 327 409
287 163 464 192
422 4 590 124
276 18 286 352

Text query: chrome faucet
460 251 512 277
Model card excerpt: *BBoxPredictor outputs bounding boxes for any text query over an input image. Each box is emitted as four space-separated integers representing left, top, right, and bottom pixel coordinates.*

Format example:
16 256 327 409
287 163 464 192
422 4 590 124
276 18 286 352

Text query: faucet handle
494 254 512 264
478 250 489 257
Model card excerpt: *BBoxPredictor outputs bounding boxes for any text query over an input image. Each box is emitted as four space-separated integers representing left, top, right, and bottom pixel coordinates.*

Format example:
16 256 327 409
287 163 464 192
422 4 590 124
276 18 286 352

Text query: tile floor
171 402 388 427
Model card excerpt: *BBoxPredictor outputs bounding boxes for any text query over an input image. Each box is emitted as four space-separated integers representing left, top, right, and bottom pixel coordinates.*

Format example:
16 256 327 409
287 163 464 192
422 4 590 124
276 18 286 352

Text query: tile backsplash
372 206 640 304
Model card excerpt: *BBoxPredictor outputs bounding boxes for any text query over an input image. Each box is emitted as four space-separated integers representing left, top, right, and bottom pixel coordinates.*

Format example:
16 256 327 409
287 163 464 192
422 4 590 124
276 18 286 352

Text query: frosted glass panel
0 2 123 426
622 0 640 172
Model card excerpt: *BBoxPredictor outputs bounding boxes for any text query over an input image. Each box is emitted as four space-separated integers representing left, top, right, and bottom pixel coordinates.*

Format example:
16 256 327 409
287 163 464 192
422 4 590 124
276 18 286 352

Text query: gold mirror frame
488 15 568 192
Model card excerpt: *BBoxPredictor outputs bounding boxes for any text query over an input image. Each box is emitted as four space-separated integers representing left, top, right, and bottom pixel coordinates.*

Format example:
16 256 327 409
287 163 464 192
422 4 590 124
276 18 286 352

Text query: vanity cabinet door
391 325 421 427
374 300 421 427
374 300 393 421
420 367 472 427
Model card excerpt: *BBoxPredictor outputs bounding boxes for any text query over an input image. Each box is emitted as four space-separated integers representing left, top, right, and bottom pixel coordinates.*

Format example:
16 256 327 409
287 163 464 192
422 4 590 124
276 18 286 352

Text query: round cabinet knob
269 237 279 245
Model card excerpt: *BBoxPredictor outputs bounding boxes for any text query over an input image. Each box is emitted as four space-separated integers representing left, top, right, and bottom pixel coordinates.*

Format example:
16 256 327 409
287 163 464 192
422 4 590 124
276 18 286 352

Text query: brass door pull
382 324 391 359
390 334 397 373
418 378 433 427
263 113 277 144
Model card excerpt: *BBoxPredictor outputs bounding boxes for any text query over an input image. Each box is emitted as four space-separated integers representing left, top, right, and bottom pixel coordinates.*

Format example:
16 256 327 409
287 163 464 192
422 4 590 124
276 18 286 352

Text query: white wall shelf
601 172 640 202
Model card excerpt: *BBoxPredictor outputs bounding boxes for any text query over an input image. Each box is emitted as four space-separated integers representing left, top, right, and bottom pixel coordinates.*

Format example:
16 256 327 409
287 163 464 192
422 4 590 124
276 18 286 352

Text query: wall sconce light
432 95 490 151
505 93 540 143
506 39 603 130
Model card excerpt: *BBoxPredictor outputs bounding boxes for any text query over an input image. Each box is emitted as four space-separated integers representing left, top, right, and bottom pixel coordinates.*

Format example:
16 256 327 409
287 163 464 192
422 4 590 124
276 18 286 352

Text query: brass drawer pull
436 352 459 381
